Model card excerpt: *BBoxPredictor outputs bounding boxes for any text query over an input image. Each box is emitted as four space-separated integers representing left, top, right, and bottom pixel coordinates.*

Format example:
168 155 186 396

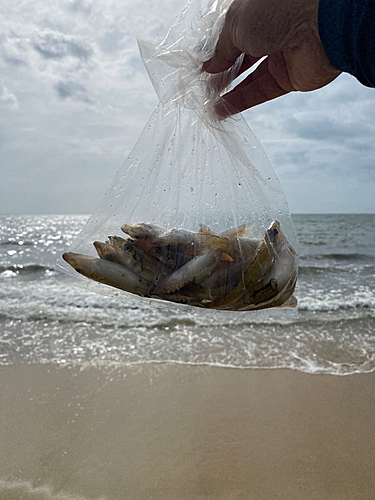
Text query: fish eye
124 243 132 252
273 229 278 236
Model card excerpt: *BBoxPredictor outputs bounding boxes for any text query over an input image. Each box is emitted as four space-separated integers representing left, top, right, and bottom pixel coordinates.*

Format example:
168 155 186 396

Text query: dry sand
0 363 374 500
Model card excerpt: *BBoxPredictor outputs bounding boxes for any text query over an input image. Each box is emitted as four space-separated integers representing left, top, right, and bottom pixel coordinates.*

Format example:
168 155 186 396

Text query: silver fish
213 221 298 310
199 222 255 238
94 236 172 283
121 222 165 241
62 252 151 296
62 251 213 308
151 249 223 295
62 220 298 311
152 228 259 262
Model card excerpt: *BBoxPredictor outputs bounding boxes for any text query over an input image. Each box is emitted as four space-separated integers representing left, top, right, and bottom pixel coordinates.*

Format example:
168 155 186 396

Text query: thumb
203 20 242 73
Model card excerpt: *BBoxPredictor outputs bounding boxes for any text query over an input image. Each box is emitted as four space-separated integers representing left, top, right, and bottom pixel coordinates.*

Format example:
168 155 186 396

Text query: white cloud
33 30 93 61
0 0 374 214
55 79 95 103
0 80 18 108
66 0 93 16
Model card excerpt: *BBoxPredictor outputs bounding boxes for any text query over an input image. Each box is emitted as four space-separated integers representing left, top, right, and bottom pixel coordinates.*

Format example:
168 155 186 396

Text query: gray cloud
285 117 373 142
67 0 92 15
99 28 131 54
3 54 28 67
55 80 94 103
33 32 93 61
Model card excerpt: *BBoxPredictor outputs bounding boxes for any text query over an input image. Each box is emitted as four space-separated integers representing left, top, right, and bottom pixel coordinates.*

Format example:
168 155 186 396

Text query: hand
203 0 341 116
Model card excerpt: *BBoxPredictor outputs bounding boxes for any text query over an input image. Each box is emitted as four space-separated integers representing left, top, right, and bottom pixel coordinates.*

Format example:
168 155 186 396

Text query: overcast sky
1 0 374 215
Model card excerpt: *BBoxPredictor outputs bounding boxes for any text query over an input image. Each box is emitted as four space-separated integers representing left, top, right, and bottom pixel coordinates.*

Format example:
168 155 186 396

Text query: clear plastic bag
55 0 299 315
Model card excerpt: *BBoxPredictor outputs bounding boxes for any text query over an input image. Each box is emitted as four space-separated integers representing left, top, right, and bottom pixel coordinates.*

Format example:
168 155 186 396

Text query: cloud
0 81 18 109
55 80 94 103
3 54 28 66
0 34 29 67
33 31 93 61
285 117 372 142
1 0 374 215
98 28 132 54
66 0 93 16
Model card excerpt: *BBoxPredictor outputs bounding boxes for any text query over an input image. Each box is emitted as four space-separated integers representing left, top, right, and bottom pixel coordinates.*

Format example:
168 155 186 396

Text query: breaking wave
0 480 93 500
313 252 374 261
0 265 53 276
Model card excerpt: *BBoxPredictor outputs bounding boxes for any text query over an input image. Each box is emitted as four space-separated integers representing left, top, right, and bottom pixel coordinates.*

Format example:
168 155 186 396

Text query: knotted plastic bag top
56 0 299 316
138 0 240 110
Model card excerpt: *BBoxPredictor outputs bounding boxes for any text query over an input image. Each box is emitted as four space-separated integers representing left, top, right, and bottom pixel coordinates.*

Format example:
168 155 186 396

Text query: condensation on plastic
55 0 299 317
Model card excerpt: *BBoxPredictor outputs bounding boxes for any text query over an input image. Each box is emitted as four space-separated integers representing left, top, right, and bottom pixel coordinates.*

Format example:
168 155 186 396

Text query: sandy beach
0 363 374 500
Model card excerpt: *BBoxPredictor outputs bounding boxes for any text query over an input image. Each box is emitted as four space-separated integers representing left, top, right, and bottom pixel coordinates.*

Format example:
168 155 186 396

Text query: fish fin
220 225 245 238
199 224 216 235
279 295 298 308
221 252 234 262
220 223 255 238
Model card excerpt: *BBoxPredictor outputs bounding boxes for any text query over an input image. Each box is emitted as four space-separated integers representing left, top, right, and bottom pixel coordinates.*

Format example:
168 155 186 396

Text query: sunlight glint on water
1 214 375 374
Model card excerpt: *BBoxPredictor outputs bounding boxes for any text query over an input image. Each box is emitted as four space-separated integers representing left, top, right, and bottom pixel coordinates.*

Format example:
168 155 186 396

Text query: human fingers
202 15 242 73
214 54 294 116
234 54 262 79
232 56 270 93
214 65 292 117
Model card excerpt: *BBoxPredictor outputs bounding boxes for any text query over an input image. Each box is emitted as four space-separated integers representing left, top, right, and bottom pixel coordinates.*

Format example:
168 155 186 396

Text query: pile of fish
63 220 298 311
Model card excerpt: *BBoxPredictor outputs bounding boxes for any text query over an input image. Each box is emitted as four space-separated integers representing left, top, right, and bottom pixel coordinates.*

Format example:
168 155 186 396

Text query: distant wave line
308 252 374 261
0 264 53 274
0 240 35 246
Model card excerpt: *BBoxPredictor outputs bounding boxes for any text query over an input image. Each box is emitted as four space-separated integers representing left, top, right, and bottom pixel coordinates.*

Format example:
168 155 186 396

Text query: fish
151 249 223 294
199 222 255 238
62 252 151 296
199 224 216 235
62 250 217 308
93 236 172 284
121 223 194 269
213 221 298 310
152 228 259 262
62 220 298 311
121 222 165 241
220 223 255 238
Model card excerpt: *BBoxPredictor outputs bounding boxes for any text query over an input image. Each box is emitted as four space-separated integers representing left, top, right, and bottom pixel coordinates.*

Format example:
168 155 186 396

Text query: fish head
63 251 151 296
121 223 164 241
107 235 134 254
265 220 282 247
265 221 296 255
265 221 298 301
63 252 98 280
92 237 138 269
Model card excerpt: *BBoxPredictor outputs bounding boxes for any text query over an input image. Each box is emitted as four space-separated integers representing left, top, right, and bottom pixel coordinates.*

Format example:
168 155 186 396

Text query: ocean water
1 214 374 375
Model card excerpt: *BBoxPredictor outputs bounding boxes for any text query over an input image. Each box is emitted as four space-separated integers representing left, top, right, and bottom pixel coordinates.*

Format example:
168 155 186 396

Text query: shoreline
1 362 375 500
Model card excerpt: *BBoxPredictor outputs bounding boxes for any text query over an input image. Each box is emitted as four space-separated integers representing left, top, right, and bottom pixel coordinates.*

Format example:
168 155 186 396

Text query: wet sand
0 363 374 500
